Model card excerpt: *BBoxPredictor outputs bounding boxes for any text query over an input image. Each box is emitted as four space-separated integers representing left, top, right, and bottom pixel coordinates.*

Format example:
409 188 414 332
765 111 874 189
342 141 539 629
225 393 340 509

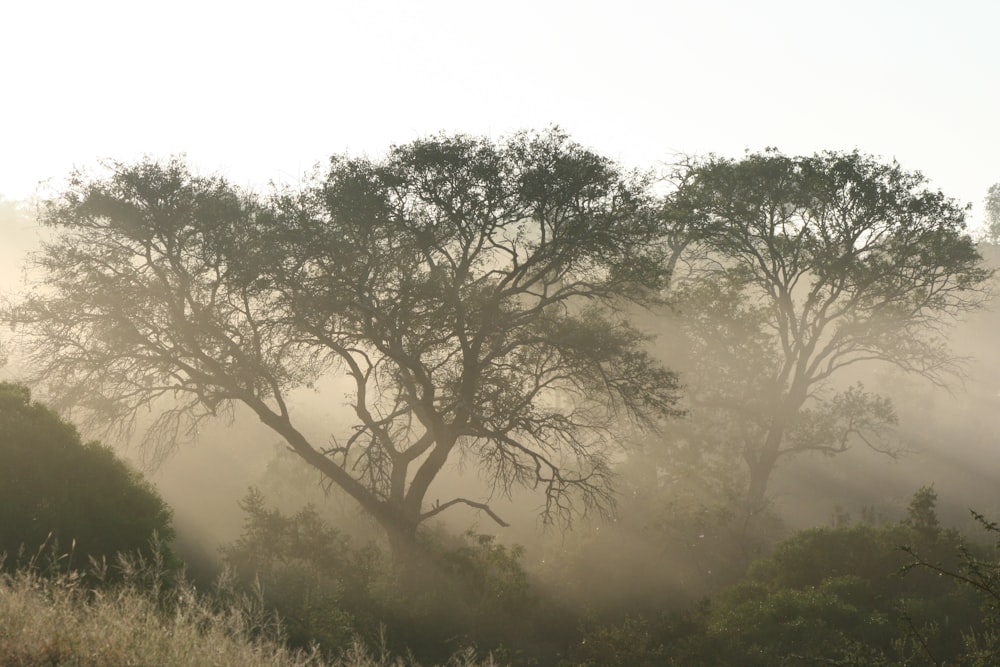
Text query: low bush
0 382 176 574
223 490 556 665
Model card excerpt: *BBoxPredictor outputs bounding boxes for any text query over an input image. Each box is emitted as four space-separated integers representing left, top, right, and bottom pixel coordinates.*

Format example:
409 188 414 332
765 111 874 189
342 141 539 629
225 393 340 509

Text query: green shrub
222 488 378 653
565 488 986 666
0 382 176 574
699 488 980 665
222 491 543 664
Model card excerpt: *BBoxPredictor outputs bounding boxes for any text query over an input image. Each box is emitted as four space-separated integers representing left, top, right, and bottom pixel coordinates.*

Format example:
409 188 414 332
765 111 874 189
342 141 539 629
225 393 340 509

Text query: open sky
2 0 999 227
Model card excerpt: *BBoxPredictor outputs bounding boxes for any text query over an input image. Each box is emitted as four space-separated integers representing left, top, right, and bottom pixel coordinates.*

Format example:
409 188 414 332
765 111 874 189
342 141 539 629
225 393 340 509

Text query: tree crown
9 130 681 533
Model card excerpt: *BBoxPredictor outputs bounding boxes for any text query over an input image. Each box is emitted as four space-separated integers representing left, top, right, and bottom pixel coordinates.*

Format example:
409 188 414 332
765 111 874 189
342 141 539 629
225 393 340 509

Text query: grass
0 551 498 667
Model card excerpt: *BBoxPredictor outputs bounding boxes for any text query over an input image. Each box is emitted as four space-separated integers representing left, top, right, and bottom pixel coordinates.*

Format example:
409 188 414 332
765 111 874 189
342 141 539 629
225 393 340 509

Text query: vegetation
221 489 562 664
984 183 1000 243
662 149 991 513
5 485 1000 665
902 508 1000 665
0 382 175 573
2 134 998 664
0 553 498 667
7 130 681 562
566 488 993 666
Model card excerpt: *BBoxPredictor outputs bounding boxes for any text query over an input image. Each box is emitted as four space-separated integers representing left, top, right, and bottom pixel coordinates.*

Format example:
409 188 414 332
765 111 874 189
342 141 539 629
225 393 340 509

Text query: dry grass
0 553 498 667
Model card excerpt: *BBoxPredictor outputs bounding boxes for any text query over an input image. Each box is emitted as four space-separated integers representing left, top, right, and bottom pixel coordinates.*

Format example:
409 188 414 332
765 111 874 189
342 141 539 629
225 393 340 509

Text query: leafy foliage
0 382 175 572
697 493 977 665
662 149 991 509
567 488 984 666
902 508 1000 665
222 488 379 653
222 491 545 664
8 130 681 555
984 183 1000 243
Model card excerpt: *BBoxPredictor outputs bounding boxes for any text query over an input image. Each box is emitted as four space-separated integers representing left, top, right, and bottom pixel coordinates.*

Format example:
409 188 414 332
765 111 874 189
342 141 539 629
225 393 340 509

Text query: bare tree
8 130 682 560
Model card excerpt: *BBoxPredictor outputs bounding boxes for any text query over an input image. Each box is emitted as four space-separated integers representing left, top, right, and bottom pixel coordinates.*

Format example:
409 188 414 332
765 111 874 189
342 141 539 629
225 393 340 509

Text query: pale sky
2 0 999 227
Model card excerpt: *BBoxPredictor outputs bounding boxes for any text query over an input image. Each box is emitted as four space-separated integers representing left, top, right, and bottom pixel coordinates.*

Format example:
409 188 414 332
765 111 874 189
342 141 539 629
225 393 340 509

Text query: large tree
662 149 991 513
8 130 681 559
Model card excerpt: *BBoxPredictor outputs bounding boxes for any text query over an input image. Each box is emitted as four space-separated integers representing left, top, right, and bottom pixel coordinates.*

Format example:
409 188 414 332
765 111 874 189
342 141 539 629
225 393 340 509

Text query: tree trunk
380 513 436 589
385 522 419 566
744 420 786 518
744 386 807 516
746 454 777 517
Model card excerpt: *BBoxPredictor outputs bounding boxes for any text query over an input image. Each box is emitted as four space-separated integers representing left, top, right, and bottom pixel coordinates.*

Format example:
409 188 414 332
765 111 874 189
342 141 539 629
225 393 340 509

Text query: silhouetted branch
419 498 509 527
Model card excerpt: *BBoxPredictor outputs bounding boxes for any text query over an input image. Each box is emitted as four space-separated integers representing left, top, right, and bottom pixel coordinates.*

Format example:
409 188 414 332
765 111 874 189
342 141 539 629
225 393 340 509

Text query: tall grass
0 549 498 667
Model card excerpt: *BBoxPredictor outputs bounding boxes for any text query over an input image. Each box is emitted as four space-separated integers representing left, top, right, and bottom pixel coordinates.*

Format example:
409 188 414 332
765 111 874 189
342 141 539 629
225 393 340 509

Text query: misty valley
2 130 1000 666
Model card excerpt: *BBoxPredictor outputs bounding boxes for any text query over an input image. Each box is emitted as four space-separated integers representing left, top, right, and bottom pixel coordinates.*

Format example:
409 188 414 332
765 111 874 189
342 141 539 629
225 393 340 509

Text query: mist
2 145 1000 665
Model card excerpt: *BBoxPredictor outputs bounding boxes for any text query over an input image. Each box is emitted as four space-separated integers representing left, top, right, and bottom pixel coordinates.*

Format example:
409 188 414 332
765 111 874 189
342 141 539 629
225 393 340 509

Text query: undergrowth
0 547 497 667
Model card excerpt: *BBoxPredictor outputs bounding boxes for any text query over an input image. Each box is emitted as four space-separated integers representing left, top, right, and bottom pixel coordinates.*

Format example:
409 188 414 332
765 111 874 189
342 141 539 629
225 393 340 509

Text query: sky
2 0 999 226
1 0 999 547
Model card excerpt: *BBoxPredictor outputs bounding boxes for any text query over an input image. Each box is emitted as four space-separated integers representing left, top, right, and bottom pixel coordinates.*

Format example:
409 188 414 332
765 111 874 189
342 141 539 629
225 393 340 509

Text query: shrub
223 490 543 664
0 382 176 573
699 488 980 665
222 488 378 653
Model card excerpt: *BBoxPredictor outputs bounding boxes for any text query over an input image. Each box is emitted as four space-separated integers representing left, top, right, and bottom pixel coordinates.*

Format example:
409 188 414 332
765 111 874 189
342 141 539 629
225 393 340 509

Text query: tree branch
419 497 510 527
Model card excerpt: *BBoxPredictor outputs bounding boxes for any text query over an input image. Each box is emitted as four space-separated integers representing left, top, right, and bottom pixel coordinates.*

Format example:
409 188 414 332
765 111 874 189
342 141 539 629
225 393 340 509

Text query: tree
8 130 681 561
985 183 1000 244
0 382 175 571
663 150 991 513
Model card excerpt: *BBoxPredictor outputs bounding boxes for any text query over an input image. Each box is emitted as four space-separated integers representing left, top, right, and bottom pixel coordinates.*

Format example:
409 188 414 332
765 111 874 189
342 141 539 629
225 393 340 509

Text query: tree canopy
9 129 681 557
662 149 992 510
985 183 1000 243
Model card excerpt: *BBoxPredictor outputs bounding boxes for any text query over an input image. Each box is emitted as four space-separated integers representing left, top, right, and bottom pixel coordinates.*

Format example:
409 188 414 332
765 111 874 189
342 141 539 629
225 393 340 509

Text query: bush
222 488 378 653
387 529 539 664
902 509 1000 665
697 488 980 665
0 382 176 573
222 490 547 664
565 488 985 666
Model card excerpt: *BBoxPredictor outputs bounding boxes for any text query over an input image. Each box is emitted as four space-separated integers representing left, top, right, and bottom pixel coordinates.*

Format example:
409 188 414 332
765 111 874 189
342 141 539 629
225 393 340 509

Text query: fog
3 192 998 542
3 175 1000 663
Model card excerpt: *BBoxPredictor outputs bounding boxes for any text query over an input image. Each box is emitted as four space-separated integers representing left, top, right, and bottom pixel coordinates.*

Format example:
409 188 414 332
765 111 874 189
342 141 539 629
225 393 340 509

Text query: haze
2 1 998 227
3 3 1000 665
